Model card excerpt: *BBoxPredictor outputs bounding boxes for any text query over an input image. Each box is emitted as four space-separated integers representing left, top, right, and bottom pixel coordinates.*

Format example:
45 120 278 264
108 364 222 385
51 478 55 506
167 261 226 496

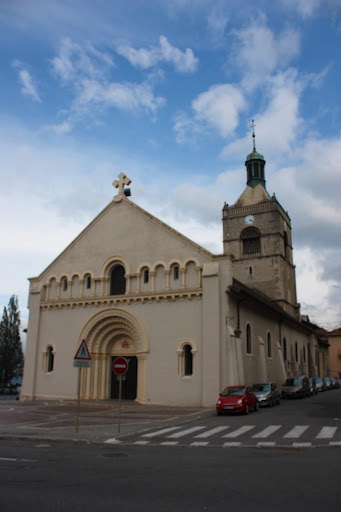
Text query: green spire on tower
245 120 266 189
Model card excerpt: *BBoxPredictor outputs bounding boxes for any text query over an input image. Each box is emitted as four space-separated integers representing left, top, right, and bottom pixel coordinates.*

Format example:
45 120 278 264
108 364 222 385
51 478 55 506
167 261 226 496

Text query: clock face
244 215 254 225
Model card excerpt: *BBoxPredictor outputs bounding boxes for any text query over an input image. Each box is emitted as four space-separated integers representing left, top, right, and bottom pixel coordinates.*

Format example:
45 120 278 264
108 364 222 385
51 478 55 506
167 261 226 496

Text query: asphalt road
1 438 340 511
119 388 341 448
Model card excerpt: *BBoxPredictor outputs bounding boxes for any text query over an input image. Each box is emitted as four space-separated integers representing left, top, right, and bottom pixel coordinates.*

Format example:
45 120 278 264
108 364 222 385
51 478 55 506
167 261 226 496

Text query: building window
86 275 91 289
44 345 54 373
183 344 193 376
303 345 306 363
173 265 180 280
246 324 252 354
295 342 298 362
143 269 149 284
110 265 126 295
283 338 287 361
241 228 261 255
62 278 68 291
267 332 272 358
283 231 289 259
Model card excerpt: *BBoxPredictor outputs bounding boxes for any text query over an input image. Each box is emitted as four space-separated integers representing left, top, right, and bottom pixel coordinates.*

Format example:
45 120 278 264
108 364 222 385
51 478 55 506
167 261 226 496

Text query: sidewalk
0 398 211 445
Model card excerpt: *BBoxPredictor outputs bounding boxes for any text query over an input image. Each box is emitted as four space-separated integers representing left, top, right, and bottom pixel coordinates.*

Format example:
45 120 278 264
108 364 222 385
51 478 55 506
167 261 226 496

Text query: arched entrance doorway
77 309 149 403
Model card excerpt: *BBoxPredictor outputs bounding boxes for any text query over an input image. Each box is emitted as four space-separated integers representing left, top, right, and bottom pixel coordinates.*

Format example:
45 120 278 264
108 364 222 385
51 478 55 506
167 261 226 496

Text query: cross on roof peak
113 172 131 201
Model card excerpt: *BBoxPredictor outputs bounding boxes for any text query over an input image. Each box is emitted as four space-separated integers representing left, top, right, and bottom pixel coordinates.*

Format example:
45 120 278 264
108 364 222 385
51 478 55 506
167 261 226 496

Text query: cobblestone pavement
0 399 210 444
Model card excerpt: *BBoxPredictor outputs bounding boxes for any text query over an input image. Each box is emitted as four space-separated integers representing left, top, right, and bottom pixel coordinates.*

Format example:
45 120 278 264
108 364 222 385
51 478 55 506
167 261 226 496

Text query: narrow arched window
62 277 68 291
283 231 289 259
173 265 180 280
295 341 298 362
241 228 261 255
143 269 149 284
46 345 54 372
183 344 193 376
110 265 126 295
283 338 287 361
267 332 272 358
86 275 91 289
303 345 306 363
246 324 252 354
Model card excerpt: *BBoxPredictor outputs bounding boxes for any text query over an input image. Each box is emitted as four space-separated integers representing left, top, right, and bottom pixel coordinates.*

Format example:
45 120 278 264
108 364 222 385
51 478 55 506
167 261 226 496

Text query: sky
0 0 340 349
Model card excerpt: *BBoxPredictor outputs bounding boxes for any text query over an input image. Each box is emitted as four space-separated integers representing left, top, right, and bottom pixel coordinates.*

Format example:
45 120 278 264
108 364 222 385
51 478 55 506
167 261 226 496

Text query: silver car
251 382 280 407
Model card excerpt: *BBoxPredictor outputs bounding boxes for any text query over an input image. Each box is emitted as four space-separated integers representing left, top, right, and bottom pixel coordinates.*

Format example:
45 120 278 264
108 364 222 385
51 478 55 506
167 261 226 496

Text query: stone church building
21 138 325 406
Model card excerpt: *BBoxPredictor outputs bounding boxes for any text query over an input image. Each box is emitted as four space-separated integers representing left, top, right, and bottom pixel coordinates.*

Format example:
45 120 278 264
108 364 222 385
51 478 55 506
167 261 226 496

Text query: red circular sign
112 357 128 375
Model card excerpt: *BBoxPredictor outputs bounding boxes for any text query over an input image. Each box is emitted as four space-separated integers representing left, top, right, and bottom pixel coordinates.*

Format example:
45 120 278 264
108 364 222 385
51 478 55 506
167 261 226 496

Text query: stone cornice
40 289 203 310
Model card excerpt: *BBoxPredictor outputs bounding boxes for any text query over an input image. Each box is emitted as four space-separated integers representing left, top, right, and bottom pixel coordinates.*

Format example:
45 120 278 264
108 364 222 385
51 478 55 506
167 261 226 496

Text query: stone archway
77 309 149 403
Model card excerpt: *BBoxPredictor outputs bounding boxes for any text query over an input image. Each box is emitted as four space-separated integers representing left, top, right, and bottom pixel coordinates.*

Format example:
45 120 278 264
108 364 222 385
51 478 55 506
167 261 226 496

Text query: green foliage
0 295 24 387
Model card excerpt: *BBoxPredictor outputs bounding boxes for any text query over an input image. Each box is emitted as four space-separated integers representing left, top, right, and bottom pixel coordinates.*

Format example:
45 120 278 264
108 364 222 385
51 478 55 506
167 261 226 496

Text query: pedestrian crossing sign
73 339 91 366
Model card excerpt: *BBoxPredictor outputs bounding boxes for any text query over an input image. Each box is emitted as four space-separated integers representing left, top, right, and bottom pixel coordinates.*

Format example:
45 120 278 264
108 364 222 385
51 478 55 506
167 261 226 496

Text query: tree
0 295 24 388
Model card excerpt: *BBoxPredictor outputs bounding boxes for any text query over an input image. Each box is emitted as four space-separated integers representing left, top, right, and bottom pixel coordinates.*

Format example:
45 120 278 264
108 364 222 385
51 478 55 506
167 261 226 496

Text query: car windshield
221 387 245 396
315 378 322 384
284 379 301 386
252 383 269 392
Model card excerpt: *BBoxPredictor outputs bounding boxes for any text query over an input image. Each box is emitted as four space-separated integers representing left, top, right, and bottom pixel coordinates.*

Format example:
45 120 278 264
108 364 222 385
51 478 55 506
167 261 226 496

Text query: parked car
332 378 341 389
251 382 280 407
281 376 310 398
216 385 258 415
308 377 318 395
315 377 327 392
324 377 333 390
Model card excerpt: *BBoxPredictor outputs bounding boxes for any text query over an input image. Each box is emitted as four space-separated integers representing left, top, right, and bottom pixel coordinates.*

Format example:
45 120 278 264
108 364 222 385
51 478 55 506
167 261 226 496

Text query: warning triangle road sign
74 339 91 360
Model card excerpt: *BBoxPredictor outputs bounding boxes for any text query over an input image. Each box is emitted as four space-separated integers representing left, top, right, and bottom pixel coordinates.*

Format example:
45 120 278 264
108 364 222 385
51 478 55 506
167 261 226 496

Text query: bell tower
222 122 300 319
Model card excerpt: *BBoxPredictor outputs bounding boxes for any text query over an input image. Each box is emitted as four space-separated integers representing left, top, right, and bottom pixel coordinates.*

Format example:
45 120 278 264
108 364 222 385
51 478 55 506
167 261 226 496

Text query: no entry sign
112 357 128 376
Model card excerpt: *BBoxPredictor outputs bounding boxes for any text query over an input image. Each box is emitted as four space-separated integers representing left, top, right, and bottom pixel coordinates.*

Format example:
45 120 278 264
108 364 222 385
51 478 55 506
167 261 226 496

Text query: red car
216 385 259 415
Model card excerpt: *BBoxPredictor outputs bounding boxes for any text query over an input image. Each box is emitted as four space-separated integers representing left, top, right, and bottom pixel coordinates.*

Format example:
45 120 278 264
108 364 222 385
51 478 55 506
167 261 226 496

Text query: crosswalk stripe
167 426 206 438
252 425 281 438
160 441 179 446
223 425 256 438
316 426 337 439
257 442 276 447
190 442 209 446
194 426 230 438
293 442 312 447
284 426 309 438
329 442 341 446
142 426 183 438
133 440 150 445
223 442 241 447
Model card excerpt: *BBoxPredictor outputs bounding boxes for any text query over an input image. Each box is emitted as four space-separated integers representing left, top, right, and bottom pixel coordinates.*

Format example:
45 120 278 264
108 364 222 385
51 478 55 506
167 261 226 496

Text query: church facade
21 142 325 406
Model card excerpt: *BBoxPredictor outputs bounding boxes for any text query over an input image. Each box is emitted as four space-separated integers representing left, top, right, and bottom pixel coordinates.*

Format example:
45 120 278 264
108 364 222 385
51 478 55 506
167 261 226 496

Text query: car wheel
269 399 273 407
244 404 249 415
217 411 222 416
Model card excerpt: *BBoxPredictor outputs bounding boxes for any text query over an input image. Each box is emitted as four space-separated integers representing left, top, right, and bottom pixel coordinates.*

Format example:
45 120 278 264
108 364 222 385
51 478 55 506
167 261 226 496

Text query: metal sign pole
118 375 122 433
76 367 81 433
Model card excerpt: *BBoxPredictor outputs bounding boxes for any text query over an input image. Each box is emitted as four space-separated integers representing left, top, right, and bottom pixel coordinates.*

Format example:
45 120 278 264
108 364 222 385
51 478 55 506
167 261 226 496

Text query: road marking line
160 441 179 446
223 442 241 447
316 426 338 439
194 426 229 438
142 426 183 438
105 438 121 444
292 443 312 447
223 425 255 438
190 442 209 446
329 442 341 446
283 426 309 438
257 442 276 447
167 426 206 438
133 440 150 445
253 425 281 438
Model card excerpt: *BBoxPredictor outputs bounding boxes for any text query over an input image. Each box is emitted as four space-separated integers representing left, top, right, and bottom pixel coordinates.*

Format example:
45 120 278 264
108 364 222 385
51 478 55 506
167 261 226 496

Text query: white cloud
116 35 198 72
174 83 246 143
51 37 113 83
12 60 41 102
231 22 300 90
